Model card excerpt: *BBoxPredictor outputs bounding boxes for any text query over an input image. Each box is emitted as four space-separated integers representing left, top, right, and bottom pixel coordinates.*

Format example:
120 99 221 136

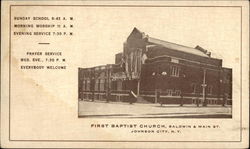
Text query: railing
79 90 231 105
110 90 130 94
140 91 154 95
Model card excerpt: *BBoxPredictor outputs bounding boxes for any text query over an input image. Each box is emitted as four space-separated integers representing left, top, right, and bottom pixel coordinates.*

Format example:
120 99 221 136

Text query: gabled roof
147 37 209 57
129 27 210 57
127 27 145 40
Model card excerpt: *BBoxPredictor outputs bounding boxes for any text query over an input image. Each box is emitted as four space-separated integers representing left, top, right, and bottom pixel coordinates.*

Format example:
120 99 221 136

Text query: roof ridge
148 36 196 50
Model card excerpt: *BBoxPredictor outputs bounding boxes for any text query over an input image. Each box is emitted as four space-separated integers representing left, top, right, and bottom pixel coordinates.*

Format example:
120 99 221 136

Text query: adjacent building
78 27 232 106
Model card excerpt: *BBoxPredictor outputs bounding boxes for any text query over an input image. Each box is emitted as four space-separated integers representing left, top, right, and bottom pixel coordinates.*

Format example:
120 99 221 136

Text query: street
78 100 232 118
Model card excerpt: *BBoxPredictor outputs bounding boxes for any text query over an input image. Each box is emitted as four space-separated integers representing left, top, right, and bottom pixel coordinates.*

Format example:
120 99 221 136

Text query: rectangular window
98 79 101 91
86 80 90 91
170 65 180 77
85 80 87 91
207 85 213 94
117 80 122 91
191 83 197 93
95 79 100 91
175 90 181 96
82 80 85 91
94 81 97 91
104 79 107 90
100 79 105 91
111 81 117 91
166 89 173 96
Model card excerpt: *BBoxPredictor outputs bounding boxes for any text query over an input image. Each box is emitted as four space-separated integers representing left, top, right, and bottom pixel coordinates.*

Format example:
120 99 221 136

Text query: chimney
195 45 206 53
195 45 211 57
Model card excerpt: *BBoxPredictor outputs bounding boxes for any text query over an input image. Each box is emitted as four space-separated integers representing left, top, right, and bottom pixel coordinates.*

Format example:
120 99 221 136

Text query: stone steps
136 96 151 104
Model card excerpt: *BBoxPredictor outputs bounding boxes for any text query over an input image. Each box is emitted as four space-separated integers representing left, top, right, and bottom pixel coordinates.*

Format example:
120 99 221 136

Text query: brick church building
78 27 232 106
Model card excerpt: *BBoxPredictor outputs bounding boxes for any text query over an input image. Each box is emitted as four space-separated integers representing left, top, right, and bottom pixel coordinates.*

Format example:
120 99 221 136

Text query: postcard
1 0 249 148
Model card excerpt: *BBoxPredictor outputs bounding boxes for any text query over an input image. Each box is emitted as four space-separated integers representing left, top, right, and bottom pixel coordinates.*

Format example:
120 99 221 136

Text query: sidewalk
78 100 232 118
80 99 231 107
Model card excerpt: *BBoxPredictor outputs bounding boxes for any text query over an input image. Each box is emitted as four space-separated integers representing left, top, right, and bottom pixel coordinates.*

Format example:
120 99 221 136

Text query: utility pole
136 48 142 97
137 79 140 97
201 69 207 106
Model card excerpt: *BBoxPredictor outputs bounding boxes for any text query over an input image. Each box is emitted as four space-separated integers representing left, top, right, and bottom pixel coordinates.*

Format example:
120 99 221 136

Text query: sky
73 6 241 69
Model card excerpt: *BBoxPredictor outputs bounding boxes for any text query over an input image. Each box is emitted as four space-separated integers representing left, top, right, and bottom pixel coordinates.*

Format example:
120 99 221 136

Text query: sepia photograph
78 27 232 118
